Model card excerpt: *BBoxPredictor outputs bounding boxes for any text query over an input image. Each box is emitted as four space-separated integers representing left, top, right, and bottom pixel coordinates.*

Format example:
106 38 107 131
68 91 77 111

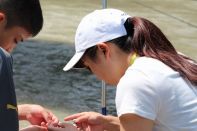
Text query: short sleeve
115 69 160 120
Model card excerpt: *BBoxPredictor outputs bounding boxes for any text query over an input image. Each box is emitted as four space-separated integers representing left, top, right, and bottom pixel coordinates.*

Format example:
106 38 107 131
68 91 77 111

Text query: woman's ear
97 42 110 60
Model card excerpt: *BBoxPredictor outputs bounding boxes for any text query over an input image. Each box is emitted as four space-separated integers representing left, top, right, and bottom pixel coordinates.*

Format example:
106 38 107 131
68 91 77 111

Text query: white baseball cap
63 8 130 71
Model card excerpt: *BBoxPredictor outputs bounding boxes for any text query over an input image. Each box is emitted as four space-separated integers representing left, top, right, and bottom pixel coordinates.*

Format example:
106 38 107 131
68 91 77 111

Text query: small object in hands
71 120 77 126
58 120 77 128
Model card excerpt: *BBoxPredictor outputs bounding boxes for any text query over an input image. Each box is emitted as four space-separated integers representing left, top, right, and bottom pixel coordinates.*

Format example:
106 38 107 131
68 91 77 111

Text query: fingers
64 112 91 122
47 122 78 131
42 110 52 122
63 112 92 131
74 115 89 123
42 110 59 126
41 122 47 127
49 111 59 126
58 122 69 128
64 113 84 121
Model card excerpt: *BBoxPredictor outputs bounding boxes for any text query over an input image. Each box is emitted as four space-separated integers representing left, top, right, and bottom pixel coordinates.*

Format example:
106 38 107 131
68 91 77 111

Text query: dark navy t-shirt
0 47 19 131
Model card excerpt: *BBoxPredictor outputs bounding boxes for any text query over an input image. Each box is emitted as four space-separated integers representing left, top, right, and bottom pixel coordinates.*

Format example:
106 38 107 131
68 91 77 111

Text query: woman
50 8 197 131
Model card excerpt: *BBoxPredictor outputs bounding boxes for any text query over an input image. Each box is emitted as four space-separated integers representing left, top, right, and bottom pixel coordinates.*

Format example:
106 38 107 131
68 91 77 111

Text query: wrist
103 116 120 131
18 104 30 120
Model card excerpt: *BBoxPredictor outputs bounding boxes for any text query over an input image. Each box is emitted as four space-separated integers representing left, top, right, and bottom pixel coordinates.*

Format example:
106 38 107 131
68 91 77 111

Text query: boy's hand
20 125 47 131
18 104 59 126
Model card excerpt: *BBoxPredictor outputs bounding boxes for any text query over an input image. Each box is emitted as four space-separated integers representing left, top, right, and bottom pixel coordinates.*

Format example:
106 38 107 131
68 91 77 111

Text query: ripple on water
13 40 117 115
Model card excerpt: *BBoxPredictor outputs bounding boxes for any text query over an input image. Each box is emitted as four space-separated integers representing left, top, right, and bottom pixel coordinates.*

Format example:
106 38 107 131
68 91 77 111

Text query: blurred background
14 0 197 128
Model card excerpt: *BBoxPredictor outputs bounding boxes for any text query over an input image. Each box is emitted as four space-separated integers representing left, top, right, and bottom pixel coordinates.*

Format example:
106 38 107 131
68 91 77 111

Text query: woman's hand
18 104 59 126
64 112 105 131
47 122 78 131
20 125 47 131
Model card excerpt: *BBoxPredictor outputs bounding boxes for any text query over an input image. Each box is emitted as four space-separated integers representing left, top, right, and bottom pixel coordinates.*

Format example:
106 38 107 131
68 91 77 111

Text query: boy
0 0 58 130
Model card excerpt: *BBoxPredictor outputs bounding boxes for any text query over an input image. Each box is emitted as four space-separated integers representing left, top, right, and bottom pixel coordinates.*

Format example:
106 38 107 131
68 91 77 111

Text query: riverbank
35 0 197 59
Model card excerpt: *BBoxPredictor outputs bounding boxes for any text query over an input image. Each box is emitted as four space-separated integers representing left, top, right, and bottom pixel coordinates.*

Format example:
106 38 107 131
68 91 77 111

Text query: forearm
103 115 120 131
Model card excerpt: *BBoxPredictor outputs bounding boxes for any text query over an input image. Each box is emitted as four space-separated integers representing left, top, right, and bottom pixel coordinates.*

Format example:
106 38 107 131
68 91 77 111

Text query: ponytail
110 17 197 85
83 16 197 85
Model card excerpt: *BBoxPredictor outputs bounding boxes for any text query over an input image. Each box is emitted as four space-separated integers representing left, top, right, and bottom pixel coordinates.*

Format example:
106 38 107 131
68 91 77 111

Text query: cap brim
63 51 85 71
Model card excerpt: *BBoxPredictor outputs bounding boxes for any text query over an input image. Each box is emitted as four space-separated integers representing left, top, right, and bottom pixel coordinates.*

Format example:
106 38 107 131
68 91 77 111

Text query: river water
14 40 116 115
12 0 197 128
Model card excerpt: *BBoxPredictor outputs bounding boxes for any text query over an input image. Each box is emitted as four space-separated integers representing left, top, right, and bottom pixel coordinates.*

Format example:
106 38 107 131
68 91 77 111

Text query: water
14 41 116 127
12 0 197 128
13 40 117 108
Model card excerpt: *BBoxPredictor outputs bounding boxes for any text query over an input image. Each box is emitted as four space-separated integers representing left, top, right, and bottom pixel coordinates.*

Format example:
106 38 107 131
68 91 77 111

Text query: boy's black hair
0 0 43 36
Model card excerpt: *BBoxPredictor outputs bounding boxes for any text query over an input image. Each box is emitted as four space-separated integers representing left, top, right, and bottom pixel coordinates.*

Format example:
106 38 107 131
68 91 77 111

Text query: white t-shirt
116 57 197 131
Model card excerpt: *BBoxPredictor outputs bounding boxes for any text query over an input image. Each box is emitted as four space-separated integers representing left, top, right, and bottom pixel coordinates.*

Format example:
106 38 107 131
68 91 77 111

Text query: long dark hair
84 17 197 86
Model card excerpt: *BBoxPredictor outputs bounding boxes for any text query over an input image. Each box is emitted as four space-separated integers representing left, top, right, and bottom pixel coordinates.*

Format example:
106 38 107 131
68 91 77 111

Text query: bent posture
54 9 197 131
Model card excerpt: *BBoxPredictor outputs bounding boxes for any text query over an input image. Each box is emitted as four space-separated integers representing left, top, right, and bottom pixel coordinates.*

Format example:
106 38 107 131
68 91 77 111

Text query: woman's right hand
64 112 105 131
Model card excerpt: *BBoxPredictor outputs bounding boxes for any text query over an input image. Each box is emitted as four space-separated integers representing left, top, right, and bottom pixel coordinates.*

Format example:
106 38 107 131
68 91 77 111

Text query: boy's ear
97 42 110 59
0 12 7 27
